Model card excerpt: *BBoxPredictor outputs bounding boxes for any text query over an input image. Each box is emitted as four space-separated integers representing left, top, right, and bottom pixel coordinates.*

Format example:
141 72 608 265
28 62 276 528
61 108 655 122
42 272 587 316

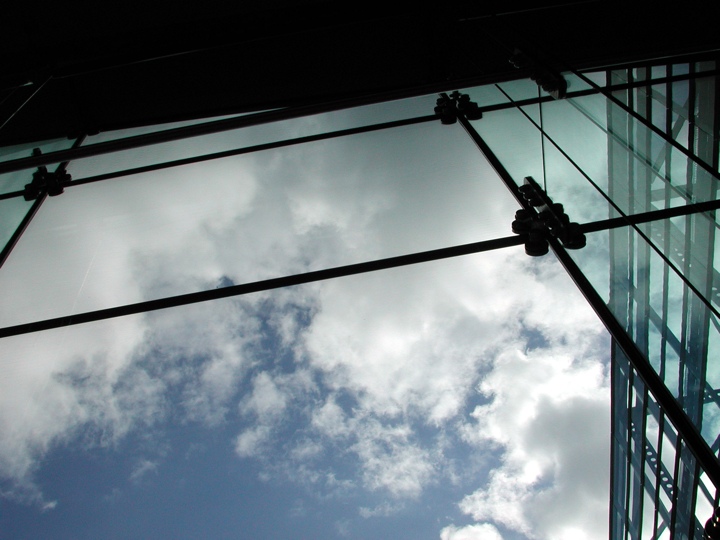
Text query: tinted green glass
470 106 544 189
0 139 77 195
0 137 75 164
460 83 509 108
67 96 437 180
572 224 720 453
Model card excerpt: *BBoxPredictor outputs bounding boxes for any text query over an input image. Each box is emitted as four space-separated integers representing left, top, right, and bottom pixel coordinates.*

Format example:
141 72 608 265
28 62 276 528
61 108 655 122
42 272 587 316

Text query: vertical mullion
668 427 682 538
625 369 637 539
0 193 46 268
652 408 666 539
660 62 673 389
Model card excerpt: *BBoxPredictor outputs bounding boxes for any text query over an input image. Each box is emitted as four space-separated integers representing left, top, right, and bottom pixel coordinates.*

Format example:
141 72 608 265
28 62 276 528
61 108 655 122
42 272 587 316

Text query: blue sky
0 92 611 539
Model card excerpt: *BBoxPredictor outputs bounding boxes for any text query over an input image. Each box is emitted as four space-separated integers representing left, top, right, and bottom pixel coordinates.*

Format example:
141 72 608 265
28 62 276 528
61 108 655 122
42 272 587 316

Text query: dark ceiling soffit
0 1 718 146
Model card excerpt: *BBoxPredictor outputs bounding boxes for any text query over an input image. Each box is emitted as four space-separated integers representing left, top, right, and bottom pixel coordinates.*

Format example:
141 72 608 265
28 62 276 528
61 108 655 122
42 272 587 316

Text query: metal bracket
23 148 71 201
434 91 482 125
511 176 586 256
706 508 720 539
509 48 567 99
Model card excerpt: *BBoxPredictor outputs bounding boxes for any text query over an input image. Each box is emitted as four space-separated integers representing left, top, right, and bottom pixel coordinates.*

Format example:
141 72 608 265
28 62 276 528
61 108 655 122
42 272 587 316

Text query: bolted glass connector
509 48 567 99
511 176 586 255
705 508 720 539
434 92 481 123
23 148 72 200
434 96 457 125
525 232 549 257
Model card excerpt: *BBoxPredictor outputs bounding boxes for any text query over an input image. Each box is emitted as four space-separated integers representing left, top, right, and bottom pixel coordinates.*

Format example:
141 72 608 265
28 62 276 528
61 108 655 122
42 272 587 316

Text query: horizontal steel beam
0 234 525 339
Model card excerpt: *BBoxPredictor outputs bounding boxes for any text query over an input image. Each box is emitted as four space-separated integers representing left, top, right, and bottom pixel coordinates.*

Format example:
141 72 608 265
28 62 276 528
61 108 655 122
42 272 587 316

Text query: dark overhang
1 0 719 145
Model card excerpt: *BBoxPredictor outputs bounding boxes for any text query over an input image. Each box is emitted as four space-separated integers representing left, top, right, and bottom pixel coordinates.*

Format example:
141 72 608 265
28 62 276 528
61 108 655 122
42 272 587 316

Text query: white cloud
130 459 158 483
456 336 609 540
240 372 289 419
40 500 58 512
0 106 613 540
359 500 404 518
440 523 504 540
351 420 435 499
235 426 272 458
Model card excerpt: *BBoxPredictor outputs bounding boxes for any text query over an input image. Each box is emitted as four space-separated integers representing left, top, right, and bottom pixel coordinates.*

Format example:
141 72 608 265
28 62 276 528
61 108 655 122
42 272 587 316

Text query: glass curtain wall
0 88 612 540
471 55 720 540
0 51 718 540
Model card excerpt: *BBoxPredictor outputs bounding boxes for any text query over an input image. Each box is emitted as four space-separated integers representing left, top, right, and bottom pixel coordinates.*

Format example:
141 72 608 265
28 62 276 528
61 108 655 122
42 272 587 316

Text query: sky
0 91 611 539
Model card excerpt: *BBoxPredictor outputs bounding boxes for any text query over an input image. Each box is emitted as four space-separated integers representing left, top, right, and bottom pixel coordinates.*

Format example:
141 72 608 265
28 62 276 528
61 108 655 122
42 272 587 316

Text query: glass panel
0 139 78 196
652 65 667 80
536 88 720 237
0 137 76 164
578 71 605 88
83 113 261 145
673 64 690 76
0 121 520 327
461 83 509 108
496 79 540 101
470 106 544 189
86 95 436 145
695 474 715 536
539 96 614 224
67 96 437 180
0 196 34 257
0 170 32 196
572 224 720 451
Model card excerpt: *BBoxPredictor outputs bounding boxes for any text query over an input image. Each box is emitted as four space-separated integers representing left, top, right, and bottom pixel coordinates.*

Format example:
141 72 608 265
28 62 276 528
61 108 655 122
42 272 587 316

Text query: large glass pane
67 96 437 180
572 224 720 451
0 196 34 257
538 96 615 223
496 79 540 102
461 83 509 108
0 170 33 196
0 120 520 327
0 137 76 164
0 139 78 196
470 106 544 189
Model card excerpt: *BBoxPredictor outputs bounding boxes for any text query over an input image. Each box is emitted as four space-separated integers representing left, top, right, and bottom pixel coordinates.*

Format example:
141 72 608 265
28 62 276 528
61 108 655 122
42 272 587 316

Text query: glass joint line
496 82 720 324
0 96 443 175
537 85 548 192
0 116 438 200
0 194 45 269
550 237 720 493
570 67 720 184
0 135 84 269
0 75 51 134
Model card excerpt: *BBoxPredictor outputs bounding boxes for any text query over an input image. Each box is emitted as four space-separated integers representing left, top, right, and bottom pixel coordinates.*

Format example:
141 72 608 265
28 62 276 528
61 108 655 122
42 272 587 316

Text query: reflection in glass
611 343 705 540
574 224 720 455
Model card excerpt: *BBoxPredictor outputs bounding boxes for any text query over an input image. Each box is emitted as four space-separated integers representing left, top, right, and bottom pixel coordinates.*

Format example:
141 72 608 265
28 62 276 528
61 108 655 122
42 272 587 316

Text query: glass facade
0 50 719 540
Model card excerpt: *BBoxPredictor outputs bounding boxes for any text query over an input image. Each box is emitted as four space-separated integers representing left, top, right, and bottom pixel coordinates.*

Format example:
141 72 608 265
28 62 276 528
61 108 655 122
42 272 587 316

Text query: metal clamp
23 149 71 201
434 91 482 125
511 176 586 256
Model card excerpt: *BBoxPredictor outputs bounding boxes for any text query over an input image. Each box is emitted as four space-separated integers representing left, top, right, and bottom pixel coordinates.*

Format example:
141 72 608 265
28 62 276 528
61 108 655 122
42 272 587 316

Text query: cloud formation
0 110 610 539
